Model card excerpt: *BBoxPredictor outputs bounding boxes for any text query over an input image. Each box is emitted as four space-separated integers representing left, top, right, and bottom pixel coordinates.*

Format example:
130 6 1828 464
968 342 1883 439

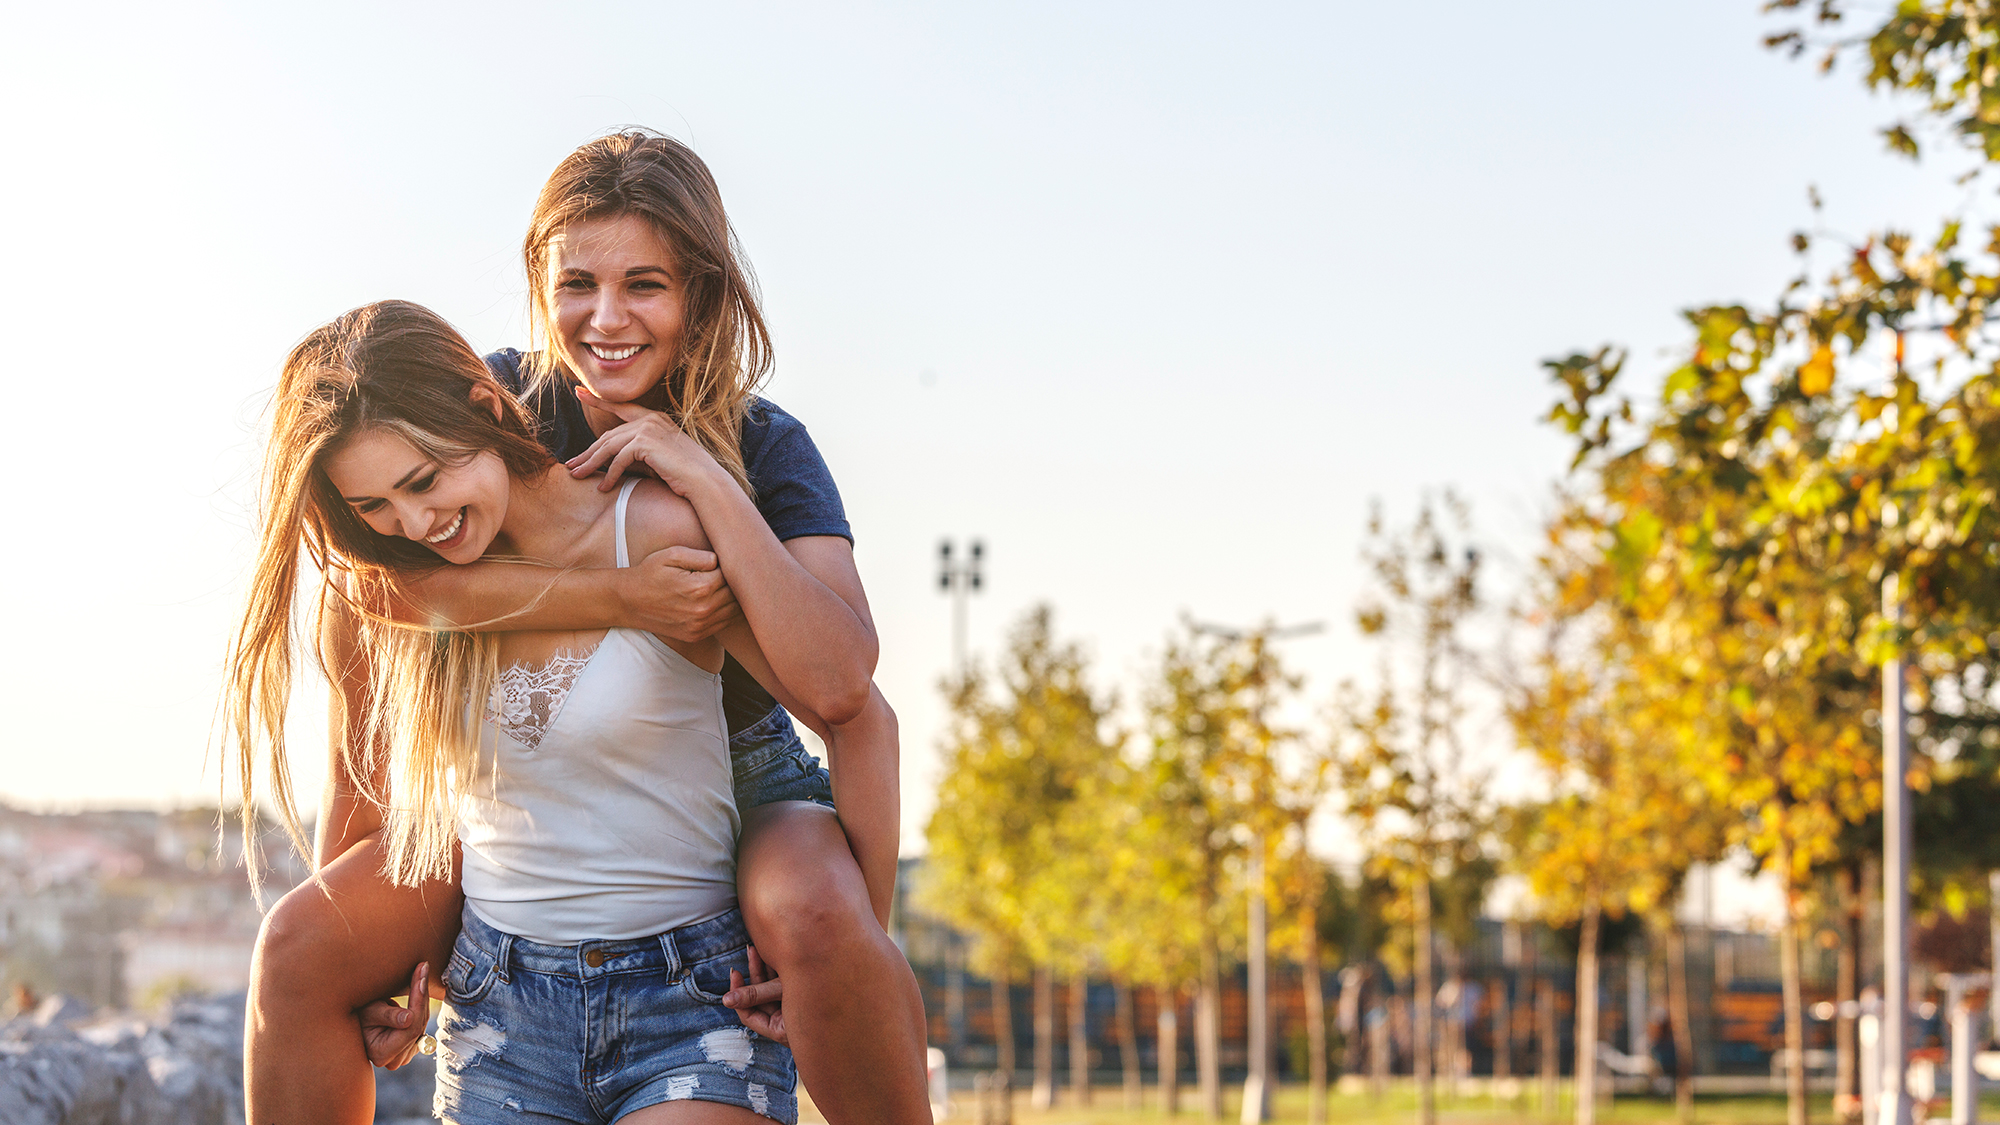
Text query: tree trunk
1779 865 1809 1125
1070 972 1091 1106
1416 871 1436 1125
1302 907 1329 1125
1115 979 1140 1111
1033 965 1056 1109
1667 923 1696 1125
1576 890 1602 1125
1160 986 1182 1117
993 960 1017 1080
1837 863 1862 1124
1200 931 1223 1119
1540 969 1561 1119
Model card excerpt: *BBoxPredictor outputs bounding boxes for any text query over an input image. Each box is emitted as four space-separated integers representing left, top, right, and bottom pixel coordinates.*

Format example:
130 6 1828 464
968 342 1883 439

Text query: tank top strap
614 477 641 569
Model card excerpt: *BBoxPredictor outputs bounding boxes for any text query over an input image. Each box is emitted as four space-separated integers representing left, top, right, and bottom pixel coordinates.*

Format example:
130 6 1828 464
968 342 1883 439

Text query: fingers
359 997 411 1031
567 430 623 478
723 977 784 1010
725 968 789 1044
408 961 426 1020
645 546 720 573
599 443 645 491
746 945 770 984
575 385 652 423
735 1006 787 1043
358 961 430 1069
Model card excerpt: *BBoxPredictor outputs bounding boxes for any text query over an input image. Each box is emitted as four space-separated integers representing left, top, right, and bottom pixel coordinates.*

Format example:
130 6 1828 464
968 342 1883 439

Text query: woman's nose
393 499 438 540
591 286 629 331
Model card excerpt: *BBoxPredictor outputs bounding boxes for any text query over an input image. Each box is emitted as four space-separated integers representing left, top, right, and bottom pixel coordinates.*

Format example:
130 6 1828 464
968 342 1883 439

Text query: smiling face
547 213 689 405
321 427 513 564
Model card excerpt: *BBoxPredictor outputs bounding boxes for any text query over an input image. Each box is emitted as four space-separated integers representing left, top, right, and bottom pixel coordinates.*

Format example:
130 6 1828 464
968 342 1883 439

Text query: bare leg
737 802 931 1125
243 834 461 1125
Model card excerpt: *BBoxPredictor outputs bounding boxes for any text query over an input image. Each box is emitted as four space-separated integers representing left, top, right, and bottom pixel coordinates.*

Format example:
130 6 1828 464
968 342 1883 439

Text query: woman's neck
487 465 613 565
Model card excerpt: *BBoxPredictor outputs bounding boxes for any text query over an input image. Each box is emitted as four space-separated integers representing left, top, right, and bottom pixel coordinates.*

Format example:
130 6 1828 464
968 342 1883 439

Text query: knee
740 853 874 965
254 879 340 976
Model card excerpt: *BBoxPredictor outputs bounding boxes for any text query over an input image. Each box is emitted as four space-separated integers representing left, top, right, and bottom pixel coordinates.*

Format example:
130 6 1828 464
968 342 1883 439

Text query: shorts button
584 950 608 968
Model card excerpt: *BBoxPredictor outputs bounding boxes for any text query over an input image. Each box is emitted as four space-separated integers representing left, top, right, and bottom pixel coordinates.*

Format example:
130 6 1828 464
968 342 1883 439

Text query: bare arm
570 392 878 724
383 548 739 643
313 595 386 868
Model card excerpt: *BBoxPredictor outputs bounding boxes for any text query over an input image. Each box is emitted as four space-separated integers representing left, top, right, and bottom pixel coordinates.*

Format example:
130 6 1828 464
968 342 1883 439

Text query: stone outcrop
0 992 435 1125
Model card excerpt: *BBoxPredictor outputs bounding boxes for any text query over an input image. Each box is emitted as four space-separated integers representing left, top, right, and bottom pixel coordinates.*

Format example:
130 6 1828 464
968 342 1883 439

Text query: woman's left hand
566 387 723 495
724 946 787 1043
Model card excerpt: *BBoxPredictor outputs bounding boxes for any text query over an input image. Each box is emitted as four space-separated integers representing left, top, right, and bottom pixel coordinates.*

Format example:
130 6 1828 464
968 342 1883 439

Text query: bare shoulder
620 479 711 558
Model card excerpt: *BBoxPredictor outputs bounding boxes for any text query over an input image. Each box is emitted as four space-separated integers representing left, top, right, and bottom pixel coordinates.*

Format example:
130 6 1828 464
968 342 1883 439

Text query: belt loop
495 931 515 984
659 931 681 977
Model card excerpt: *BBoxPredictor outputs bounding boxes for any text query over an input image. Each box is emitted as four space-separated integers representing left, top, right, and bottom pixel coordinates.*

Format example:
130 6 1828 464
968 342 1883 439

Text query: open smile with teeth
587 343 644 362
424 508 465 545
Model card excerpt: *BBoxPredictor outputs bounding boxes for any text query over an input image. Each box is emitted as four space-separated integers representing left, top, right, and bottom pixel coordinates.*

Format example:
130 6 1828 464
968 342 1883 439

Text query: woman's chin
577 362 667 405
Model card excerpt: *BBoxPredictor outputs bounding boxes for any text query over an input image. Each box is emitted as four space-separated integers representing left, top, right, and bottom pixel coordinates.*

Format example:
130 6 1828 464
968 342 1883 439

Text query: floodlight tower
938 537 985 1062
939 539 985 678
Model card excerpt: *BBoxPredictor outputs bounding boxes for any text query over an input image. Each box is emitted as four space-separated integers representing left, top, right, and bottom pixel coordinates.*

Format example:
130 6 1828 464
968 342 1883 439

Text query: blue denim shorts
730 706 834 811
433 904 797 1123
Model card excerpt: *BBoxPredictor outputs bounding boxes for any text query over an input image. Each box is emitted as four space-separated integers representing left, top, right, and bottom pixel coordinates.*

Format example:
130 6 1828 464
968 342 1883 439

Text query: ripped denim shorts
433 903 797 1124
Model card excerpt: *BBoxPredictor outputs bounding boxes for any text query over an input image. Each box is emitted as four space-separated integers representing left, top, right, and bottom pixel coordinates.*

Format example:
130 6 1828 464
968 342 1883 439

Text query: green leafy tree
1140 620 1294 1119
1335 496 1493 1125
921 605 1118 1098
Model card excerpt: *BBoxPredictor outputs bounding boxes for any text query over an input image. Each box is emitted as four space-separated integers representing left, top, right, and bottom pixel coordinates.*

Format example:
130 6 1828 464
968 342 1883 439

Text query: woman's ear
469 383 506 422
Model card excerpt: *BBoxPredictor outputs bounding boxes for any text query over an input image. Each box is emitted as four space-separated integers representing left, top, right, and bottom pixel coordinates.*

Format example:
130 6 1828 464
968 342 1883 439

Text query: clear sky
0 1 1970 858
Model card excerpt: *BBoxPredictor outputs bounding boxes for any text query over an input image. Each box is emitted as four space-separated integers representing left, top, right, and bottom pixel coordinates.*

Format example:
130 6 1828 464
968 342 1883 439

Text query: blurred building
889 856 1933 1088
0 805 306 1013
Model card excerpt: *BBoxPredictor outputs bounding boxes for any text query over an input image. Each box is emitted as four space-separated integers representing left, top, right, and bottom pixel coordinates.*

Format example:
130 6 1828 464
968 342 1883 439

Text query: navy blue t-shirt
485 348 850 737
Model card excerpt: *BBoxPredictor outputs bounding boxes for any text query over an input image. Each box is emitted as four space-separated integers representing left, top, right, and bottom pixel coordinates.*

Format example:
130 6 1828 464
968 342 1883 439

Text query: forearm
315 600 388 868
687 474 876 723
389 560 624 632
823 687 901 928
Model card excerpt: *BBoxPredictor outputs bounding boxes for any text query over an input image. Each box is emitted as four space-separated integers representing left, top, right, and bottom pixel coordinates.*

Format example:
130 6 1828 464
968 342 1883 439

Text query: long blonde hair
524 130 770 497
224 300 554 891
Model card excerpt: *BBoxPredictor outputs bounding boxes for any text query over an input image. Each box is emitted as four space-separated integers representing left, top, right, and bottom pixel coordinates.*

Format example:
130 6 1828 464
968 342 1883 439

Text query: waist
457 900 748 979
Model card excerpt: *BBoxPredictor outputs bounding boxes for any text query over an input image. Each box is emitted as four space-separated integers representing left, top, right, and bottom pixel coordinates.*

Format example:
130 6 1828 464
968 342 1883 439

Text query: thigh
265 833 463 1006
735 802 871 948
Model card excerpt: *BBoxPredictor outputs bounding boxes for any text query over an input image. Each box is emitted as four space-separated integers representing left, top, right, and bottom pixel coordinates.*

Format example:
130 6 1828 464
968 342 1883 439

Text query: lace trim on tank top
489 480 636 751
490 649 595 751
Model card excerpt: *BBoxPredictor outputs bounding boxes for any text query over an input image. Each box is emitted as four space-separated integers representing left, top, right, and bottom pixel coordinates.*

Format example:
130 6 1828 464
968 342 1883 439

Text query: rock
0 991 435 1123
29 995 93 1029
0 992 247 1125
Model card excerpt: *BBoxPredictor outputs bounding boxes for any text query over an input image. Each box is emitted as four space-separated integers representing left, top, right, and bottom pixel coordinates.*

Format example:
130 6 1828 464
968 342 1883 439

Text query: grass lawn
799 1084 2000 1124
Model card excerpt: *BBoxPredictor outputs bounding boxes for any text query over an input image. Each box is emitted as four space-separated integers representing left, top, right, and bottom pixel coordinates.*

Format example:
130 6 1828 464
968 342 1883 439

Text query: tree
921 605 1119 1100
1140 620 1294 1119
1335 496 1493 1125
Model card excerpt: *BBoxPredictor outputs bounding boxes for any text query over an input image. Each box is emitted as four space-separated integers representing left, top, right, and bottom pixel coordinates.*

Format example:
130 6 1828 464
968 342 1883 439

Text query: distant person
226 133 930 1124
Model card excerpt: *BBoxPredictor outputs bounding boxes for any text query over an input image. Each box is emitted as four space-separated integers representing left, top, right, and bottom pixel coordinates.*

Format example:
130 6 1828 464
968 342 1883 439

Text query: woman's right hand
357 961 431 1070
620 546 742 642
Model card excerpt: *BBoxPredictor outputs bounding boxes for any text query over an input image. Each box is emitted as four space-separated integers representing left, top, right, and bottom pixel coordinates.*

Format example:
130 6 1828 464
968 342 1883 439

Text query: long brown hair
224 299 552 891
524 130 771 496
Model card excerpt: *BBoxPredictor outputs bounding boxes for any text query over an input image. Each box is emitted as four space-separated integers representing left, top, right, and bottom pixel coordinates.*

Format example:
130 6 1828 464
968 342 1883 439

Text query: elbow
813 676 872 728
808 650 878 727
817 681 895 739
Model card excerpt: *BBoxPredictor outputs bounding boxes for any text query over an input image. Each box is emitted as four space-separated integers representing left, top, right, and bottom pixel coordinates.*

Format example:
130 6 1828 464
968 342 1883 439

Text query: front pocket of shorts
680 946 748 1005
444 939 499 1005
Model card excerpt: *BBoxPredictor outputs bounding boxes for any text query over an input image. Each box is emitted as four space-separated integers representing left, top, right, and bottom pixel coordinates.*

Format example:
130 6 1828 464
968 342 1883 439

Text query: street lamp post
1880 568 1914 1125
939 538 985 678
938 537 985 1062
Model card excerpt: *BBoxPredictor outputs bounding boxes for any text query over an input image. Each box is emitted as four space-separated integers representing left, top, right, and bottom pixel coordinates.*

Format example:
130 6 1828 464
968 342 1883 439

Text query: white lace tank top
458 479 739 944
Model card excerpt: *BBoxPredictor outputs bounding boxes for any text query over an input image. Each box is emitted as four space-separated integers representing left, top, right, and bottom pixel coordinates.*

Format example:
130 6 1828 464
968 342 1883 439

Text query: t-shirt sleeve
743 401 853 544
